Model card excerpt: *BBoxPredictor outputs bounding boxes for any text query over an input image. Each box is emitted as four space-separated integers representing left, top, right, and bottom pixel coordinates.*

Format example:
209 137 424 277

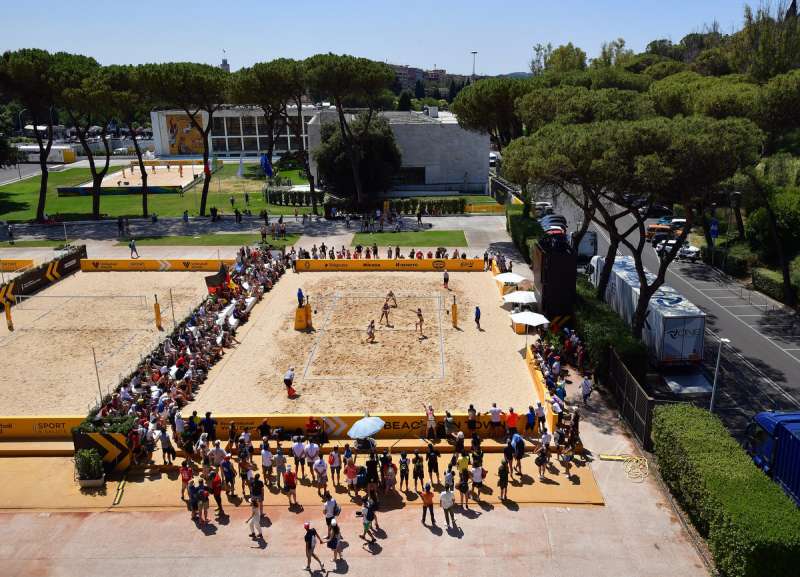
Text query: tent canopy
510 311 550 327
503 291 537 305
495 272 526 284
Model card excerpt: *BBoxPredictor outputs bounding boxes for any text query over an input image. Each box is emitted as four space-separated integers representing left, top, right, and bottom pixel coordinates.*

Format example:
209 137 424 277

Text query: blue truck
745 411 800 506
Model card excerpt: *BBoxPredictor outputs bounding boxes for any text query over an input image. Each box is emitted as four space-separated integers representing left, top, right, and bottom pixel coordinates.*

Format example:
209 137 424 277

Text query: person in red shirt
209 470 225 515
283 464 298 506
179 460 193 500
506 408 519 436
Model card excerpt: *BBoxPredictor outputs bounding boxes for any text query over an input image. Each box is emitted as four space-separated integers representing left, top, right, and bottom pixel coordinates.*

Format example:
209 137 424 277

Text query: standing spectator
420 482 436 525
260 225 267 243
327 518 344 562
535 446 549 481
423 404 437 440
221 455 236 496
359 497 377 543
187 479 199 520
225 421 237 453
201 411 217 441
439 483 457 529
329 446 342 486
512 432 525 476
246 497 262 540
457 469 470 509
506 407 519 436
398 451 410 492
344 458 358 496
292 436 306 479
471 462 484 499
475 306 481 330
426 443 441 485
261 441 273 485
467 404 478 433
497 458 509 501
274 447 286 490
313 455 328 496
229 195 235 208
160 428 176 465
525 405 537 437
412 449 425 491
117 217 124 237
486 403 504 437
443 269 449 289
323 491 339 538
251 473 265 517
179 460 193 500
209 470 225 516
582 374 593 405
534 402 546 432
551 396 564 426
196 479 210 525
284 464 298 506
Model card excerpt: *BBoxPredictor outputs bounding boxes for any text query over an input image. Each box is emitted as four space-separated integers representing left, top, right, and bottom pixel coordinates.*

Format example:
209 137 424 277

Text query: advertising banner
167 114 205 155
0 416 83 439
81 259 236 272
72 431 131 473
0 259 33 272
296 259 483 272
0 246 86 307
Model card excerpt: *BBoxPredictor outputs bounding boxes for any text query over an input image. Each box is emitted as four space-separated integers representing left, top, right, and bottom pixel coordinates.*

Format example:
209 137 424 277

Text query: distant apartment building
219 58 230 73
425 69 447 83
389 64 424 90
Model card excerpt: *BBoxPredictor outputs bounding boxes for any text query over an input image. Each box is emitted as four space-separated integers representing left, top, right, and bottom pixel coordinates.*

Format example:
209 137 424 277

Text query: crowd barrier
73 431 131 473
296 258 483 272
526 346 558 434
0 259 34 272
0 246 86 308
80 259 235 272
0 416 84 439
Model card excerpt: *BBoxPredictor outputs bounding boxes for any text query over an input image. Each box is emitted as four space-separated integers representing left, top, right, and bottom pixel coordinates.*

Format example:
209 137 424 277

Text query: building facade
307 108 489 194
150 105 316 158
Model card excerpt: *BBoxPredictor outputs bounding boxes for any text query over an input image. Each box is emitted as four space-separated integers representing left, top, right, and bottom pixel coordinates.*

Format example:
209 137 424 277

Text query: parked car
655 240 700 262
651 231 673 247
646 223 672 240
534 201 553 216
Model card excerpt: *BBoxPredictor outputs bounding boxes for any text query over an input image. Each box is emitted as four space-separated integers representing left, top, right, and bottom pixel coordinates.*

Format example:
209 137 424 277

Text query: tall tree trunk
130 130 148 217
732 193 745 240
32 115 53 222
200 145 211 217
185 108 214 217
595 237 619 300
76 131 100 219
631 285 656 340
334 102 364 207
294 100 317 214
765 201 796 306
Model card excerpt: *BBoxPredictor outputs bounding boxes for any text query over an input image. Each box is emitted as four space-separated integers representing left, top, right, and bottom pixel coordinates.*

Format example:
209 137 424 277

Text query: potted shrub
75 448 105 488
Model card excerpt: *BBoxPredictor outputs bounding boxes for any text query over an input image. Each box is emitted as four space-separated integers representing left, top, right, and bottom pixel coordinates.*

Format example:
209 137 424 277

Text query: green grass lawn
0 239 68 248
351 230 467 247
0 165 312 222
115 232 300 247
215 163 308 185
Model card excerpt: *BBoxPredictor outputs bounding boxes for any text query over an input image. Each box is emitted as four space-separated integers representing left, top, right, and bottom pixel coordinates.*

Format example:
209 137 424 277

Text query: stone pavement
0 388 709 577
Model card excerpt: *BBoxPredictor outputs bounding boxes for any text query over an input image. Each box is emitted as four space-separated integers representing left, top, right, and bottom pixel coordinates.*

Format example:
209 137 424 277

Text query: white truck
589 255 705 366
571 230 597 263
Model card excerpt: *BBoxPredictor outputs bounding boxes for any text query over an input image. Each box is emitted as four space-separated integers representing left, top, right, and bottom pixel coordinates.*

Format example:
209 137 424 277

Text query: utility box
532 236 577 321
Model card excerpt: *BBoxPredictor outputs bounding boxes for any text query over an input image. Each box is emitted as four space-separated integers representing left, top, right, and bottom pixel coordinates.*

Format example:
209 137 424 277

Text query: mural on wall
167 114 204 155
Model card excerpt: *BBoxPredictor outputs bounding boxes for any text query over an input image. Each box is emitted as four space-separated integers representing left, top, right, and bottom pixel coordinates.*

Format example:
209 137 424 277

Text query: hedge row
506 206 543 262
387 198 467 216
652 404 800 577
574 278 648 381
752 268 795 304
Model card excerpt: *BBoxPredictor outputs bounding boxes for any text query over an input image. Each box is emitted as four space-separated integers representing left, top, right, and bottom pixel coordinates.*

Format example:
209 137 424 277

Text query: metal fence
606 348 667 450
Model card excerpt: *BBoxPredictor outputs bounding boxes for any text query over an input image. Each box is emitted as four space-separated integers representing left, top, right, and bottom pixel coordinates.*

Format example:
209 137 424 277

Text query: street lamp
710 337 730 413
471 51 478 82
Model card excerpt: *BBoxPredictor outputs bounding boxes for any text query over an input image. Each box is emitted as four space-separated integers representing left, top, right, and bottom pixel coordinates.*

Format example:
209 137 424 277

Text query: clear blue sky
2 0 750 75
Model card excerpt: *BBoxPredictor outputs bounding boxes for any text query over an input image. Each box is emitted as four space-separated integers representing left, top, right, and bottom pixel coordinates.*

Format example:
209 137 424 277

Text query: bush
700 242 757 277
752 268 794 303
74 414 136 435
652 404 800 577
574 278 647 381
506 205 543 262
75 448 104 480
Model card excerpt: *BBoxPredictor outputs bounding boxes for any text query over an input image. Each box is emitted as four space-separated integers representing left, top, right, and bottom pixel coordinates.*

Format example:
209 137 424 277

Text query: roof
755 411 800 435
610 256 705 318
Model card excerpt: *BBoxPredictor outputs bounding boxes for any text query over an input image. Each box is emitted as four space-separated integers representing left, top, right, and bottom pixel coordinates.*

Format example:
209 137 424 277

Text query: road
0 163 41 186
552 194 800 438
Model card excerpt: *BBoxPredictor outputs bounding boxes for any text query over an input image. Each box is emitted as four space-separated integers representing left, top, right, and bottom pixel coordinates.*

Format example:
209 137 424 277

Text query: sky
2 0 752 75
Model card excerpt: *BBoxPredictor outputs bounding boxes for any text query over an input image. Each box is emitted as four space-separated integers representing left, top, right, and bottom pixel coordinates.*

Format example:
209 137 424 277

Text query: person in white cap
327 518 343 561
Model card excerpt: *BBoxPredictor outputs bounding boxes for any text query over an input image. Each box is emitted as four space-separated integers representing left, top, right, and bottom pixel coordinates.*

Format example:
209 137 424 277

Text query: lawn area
215 163 308 186
351 230 467 247
0 165 312 222
0 239 68 248
115 232 300 247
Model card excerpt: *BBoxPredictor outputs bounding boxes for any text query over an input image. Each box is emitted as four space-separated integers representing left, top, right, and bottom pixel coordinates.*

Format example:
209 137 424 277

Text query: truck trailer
589 255 705 366
746 411 800 507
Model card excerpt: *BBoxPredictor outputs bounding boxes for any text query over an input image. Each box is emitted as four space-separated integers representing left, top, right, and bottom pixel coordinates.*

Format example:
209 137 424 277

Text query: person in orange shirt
419 482 436 525
506 407 519 436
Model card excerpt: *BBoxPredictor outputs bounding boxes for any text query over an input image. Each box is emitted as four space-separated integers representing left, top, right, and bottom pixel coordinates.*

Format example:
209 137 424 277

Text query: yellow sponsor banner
213 413 503 440
0 259 34 272
466 204 505 214
526 347 556 433
0 416 84 439
80 259 235 272
296 258 483 273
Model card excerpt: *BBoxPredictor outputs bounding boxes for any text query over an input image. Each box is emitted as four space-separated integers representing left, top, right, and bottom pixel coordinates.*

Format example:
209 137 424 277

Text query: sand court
187 270 536 415
0 271 209 415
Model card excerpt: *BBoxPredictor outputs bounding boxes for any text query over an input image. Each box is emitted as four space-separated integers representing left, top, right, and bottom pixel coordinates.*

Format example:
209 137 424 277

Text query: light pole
471 51 478 82
710 337 730 413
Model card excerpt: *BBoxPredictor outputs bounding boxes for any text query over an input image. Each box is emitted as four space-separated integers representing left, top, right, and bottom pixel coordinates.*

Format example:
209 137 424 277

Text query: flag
204 263 227 290
237 154 244 178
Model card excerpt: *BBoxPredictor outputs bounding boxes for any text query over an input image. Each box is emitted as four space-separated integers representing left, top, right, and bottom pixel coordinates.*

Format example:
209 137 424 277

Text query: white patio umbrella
510 311 550 346
495 272 526 284
503 291 537 305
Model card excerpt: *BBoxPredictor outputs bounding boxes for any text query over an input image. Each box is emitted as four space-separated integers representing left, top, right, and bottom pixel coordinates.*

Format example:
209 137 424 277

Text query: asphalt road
0 163 41 186
550 193 800 438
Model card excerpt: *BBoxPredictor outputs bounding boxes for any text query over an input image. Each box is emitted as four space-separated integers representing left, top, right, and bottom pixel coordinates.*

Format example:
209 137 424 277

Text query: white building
307 107 489 194
150 105 316 158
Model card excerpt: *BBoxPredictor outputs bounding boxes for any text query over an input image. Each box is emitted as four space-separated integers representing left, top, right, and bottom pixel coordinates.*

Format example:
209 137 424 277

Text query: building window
211 138 228 153
227 137 242 152
258 137 271 151
211 117 226 137
242 137 258 152
242 116 257 136
225 117 241 136
256 115 268 135
274 136 289 152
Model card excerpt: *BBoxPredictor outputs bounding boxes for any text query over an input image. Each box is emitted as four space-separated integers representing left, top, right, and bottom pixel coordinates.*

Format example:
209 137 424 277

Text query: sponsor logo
0 423 12 434
183 261 191 268
432 260 446 270
33 421 67 434
22 278 42 290
667 328 702 338
92 261 100 268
